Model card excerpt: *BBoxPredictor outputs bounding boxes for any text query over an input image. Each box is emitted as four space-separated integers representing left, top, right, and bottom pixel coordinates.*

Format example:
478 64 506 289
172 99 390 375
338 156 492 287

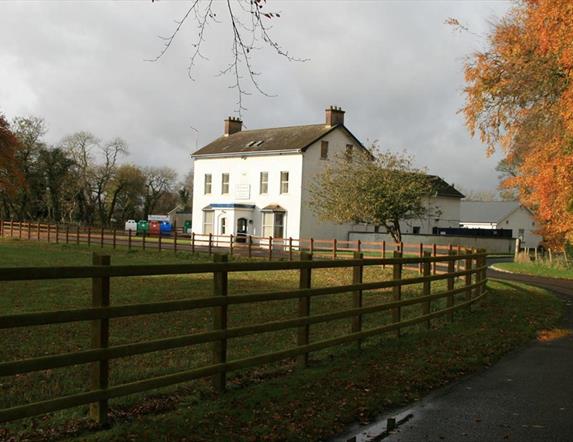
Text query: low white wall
348 232 516 254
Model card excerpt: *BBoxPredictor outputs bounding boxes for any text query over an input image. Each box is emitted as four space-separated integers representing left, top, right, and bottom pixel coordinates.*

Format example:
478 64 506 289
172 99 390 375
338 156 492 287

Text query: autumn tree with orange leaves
0 114 25 217
461 0 573 248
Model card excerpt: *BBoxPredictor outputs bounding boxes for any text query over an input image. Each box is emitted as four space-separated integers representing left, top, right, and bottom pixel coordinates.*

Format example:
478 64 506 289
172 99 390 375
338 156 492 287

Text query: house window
345 144 353 161
413 226 421 234
261 211 285 238
220 217 226 235
262 212 274 237
280 171 289 194
260 171 268 194
320 141 329 160
273 213 284 238
204 174 212 195
221 173 229 194
203 210 214 234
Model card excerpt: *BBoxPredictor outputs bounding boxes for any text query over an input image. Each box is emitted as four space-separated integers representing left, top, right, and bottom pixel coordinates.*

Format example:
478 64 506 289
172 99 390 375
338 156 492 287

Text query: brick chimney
224 116 242 136
325 106 345 127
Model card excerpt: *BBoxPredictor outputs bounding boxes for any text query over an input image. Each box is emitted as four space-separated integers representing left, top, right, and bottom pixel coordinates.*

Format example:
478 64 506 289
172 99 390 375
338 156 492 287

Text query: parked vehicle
136 220 149 236
125 220 137 233
160 221 172 236
149 221 161 236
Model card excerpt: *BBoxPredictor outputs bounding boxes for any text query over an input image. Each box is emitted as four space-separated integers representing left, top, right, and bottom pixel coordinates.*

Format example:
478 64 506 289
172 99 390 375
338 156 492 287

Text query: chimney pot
224 116 242 136
325 105 345 127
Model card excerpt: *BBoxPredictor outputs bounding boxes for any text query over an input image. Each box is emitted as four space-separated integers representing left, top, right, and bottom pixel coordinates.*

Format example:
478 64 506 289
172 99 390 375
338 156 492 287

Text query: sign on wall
235 184 251 200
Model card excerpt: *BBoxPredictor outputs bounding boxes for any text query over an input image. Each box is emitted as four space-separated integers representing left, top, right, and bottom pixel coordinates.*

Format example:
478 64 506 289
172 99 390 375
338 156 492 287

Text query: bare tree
150 0 306 114
142 166 177 218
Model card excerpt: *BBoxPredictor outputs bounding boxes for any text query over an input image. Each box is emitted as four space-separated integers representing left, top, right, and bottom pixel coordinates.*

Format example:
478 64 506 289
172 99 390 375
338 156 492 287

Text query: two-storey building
191 106 464 241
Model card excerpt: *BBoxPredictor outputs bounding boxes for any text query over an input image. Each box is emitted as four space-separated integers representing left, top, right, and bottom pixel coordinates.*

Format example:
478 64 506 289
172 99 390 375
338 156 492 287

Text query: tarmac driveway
335 266 573 442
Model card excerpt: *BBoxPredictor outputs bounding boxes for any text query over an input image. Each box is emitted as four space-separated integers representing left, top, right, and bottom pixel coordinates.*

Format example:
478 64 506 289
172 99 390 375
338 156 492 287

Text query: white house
191 106 464 242
460 200 542 248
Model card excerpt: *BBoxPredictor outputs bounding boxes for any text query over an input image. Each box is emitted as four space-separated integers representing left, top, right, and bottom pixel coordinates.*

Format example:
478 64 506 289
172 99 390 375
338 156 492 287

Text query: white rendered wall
498 207 542 248
299 128 361 241
191 153 303 239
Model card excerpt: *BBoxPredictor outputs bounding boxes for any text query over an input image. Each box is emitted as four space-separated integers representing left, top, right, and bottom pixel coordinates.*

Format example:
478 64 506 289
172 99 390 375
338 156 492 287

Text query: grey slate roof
192 124 363 156
429 176 464 198
460 201 521 223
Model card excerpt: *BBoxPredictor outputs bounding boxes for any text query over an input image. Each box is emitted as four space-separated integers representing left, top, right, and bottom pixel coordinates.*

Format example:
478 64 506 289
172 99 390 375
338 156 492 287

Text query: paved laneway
336 266 573 442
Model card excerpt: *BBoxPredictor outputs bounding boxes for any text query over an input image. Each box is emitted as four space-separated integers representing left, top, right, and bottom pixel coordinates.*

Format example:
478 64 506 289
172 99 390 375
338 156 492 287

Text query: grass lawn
0 239 563 441
495 261 573 280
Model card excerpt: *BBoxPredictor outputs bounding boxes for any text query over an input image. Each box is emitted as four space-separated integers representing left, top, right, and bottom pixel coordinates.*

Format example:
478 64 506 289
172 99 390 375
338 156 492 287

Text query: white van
124 220 137 232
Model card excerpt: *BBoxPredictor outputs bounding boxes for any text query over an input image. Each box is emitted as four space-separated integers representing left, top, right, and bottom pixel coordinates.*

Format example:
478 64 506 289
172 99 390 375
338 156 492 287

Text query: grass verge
495 261 573 280
0 239 563 441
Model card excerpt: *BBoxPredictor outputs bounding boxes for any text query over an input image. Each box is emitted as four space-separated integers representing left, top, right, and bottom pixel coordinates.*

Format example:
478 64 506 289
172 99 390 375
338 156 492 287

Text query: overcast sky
0 0 511 192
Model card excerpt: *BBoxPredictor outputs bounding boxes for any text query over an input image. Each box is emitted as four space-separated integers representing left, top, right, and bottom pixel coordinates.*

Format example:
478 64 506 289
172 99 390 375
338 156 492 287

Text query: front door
237 218 247 234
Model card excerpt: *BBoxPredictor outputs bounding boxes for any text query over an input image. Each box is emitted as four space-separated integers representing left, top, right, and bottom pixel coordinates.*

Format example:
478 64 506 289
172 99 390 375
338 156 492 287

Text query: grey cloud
0 1 509 192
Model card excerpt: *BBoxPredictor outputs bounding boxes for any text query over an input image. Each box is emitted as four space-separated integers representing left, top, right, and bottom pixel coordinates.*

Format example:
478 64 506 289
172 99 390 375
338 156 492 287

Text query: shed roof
460 201 521 223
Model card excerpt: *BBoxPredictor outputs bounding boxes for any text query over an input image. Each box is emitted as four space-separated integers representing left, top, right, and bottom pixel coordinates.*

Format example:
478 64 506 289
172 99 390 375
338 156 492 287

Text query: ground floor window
262 211 285 238
220 217 227 235
203 210 214 234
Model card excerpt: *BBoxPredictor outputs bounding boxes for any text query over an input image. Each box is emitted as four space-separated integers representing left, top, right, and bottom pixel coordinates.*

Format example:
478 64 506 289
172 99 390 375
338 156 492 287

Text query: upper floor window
320 141 329 160
204 174 212 194
221 173 230 194
345 144 353 161
280 171 289 194
260 171 268 194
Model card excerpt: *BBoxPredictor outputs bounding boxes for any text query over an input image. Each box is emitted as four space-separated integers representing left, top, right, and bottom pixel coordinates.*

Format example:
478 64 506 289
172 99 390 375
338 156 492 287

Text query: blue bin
160 221 172 236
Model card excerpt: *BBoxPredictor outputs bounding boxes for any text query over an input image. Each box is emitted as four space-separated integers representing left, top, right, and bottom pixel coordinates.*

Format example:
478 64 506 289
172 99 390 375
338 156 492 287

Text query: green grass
495 261 573 280
0 239 563 441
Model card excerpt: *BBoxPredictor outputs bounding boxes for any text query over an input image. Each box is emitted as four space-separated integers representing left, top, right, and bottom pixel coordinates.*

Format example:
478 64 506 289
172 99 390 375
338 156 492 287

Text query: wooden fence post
18 221 22 239
158 233 162 252
54 224 58 244
128 229 132 251
432 244 437 275
333 239 337 259
289 237 294 261
76 225 80 246
268 236 273 261
9 220 13 238
66 225 69 244
400 242 404 254
100 227 104 248
27 222 31 240
423 251 432 329
352 252 364 350
297 252 312 368
229 234 234 256
208 233 212 255
419 243 424 274
392 251 402 337
382 240 386 269
310 237 314 255
113 229 116 249
90 253 110 425
173 229 177 254
447 250 456 322
38 222 41 241
87 227 91 247
357 239 361 253
212 254 228 393
191 232 196 254
142 232 146 251
247 235 252 258
47 223 51 243
465 250 473 311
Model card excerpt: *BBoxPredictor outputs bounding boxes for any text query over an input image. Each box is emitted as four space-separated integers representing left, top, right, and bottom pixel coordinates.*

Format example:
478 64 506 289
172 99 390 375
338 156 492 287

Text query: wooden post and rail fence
0 249 488 425
0 220 460 272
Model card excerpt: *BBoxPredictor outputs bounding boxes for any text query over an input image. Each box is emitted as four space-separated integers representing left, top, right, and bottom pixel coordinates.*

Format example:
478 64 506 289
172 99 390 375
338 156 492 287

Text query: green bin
136 220 149 235
183 220 192 234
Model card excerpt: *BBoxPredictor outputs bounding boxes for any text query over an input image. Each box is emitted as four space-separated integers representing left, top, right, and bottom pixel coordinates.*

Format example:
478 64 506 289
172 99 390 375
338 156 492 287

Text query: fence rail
0 248 488 425
0 220 462 274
